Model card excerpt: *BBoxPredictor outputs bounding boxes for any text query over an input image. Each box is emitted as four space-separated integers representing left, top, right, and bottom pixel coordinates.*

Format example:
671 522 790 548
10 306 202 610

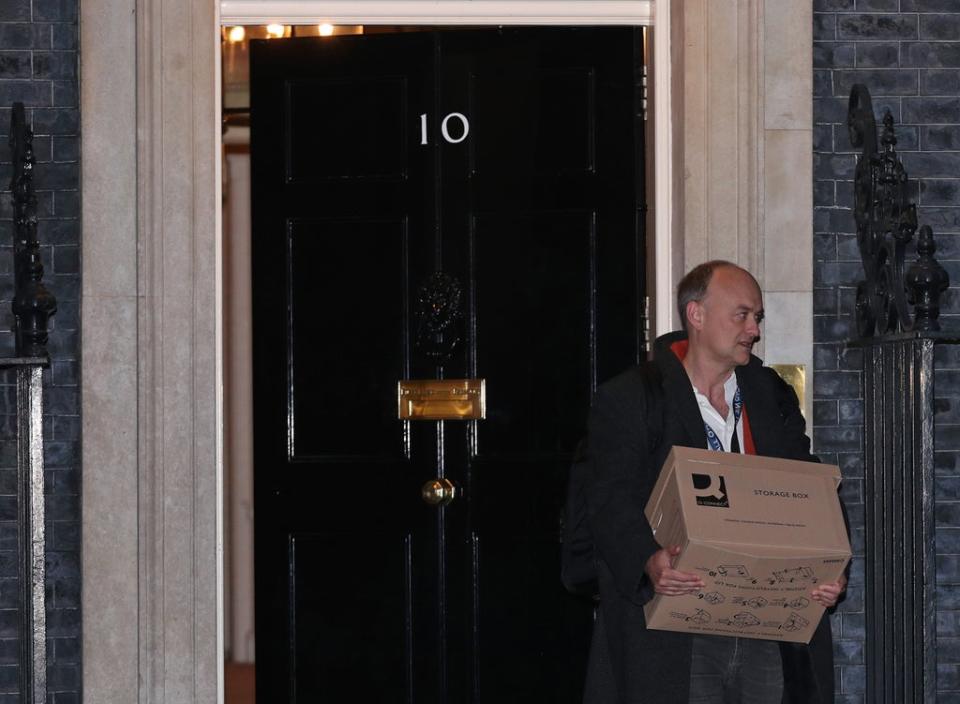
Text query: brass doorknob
421 478 456 506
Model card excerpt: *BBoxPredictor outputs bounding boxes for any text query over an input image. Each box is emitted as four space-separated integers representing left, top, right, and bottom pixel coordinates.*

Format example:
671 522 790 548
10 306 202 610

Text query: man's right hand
645 546 705 596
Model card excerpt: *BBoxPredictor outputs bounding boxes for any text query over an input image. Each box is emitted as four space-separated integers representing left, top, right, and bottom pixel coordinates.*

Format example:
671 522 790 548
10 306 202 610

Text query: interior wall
223 130 255 664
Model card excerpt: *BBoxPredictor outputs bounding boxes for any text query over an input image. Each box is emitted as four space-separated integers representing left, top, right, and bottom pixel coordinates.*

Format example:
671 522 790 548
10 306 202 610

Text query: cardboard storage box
643 447 851 644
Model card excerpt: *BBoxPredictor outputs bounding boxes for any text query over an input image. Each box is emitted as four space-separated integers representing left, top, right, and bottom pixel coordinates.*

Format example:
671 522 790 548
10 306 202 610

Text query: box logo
692 473 729 507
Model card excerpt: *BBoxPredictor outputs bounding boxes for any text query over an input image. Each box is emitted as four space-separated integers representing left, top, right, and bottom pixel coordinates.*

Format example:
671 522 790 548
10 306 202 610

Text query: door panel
288 217 409 460
286 77 410 182
439 31 641 703
252 27 645 703
471 211 594 455
290 533 412 702
470 68 595 178
253 33 435 704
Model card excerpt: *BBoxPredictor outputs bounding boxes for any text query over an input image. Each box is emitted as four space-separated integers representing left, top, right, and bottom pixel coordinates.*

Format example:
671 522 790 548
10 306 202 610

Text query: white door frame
222 0 653 24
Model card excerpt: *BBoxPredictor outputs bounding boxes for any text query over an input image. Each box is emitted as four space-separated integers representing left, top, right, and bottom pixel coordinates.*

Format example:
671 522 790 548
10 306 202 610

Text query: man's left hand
810 574 847 609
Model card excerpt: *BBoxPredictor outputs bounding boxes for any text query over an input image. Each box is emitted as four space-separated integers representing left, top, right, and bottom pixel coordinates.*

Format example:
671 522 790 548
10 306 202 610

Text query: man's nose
746 317 760 338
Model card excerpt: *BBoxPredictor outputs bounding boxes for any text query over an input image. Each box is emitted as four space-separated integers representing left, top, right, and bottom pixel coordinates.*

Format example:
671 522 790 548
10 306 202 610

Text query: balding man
583 261 847 703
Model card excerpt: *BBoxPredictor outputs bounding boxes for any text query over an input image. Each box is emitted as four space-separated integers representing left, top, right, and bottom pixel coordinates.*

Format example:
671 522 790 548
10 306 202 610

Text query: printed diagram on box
769 566 817 585
764 596 811 609
692 592 811 611
670 608 711 624
698 591 725 605
718 612 761 628
716 610 799 631
702 563 822 587
709 564 750 579
732 596 768 609
781 612 809 632
684 561 828 635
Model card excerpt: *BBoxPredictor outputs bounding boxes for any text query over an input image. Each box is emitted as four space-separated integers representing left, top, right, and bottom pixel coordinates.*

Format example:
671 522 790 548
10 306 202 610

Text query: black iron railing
4 101 56 704
848 83 952 704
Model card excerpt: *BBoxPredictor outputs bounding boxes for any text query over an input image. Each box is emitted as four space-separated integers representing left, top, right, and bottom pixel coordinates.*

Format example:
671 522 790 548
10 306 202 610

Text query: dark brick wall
0 0 80 702
814 1 960 701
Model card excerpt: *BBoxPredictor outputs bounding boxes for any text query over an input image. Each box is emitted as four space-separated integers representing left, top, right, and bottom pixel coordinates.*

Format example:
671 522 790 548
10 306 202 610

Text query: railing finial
9 102 56 357
848 84 949 336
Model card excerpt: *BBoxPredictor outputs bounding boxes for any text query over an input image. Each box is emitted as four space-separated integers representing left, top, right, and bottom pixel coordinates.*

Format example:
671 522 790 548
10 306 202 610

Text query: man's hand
811 574 847 608
645 545 705 596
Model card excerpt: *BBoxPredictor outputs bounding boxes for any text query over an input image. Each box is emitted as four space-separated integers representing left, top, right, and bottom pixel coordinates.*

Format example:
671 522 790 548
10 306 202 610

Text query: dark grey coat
583 331 841 703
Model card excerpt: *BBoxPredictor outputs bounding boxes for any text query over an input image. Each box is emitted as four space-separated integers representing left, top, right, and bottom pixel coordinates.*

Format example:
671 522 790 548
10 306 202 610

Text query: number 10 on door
420 112 470 145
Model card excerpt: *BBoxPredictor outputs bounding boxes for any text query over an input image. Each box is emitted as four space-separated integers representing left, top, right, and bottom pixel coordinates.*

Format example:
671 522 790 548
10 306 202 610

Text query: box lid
645 447 850 555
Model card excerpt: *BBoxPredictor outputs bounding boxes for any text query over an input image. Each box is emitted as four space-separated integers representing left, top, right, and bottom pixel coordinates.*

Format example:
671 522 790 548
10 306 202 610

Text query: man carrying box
583 261 848 703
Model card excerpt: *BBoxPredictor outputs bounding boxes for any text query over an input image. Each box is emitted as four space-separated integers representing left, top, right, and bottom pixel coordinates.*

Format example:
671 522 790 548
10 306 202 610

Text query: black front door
251 28 646 703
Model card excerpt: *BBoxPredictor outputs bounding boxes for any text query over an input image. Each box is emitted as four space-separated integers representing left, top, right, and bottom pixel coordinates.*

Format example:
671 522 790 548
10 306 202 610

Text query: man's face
688 266 764 369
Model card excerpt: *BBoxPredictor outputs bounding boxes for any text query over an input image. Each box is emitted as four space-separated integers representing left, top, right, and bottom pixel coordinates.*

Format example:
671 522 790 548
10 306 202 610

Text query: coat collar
652 331 710 448
653 330 765 453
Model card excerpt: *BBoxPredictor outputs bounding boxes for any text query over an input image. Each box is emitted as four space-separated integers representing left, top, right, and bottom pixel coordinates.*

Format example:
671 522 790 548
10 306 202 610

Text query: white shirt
690 371 744 454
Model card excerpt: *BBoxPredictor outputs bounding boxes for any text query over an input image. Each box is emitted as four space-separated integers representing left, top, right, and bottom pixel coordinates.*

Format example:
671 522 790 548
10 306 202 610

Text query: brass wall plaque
398 379 486 420
771 364 806 417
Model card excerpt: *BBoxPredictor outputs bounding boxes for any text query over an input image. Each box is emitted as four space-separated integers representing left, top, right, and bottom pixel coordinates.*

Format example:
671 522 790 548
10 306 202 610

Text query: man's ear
685 300 703 331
